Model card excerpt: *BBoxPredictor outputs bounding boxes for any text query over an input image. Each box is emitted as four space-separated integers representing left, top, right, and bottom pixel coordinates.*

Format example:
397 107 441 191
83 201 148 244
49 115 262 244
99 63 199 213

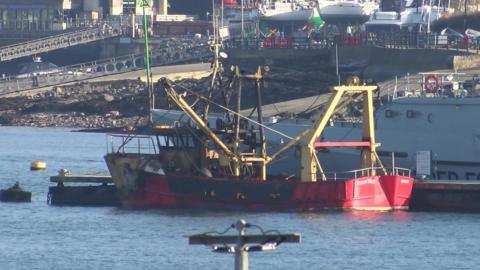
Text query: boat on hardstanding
365 0 452 32
258 0 316 21
318 0 378 25
258 0 378 24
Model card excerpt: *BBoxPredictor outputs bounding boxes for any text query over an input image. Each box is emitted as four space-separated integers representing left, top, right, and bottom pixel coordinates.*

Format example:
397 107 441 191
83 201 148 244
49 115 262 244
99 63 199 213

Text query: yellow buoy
30 161 47 171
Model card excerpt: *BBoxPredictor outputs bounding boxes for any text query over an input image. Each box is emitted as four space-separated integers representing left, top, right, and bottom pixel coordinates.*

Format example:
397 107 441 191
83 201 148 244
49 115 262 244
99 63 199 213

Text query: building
0 0 196 33
0 0 67 32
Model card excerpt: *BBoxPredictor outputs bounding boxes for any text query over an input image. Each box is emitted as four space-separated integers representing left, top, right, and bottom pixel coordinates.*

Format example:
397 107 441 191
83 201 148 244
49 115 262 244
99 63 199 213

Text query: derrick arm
162 79 238 163
298 89 345 182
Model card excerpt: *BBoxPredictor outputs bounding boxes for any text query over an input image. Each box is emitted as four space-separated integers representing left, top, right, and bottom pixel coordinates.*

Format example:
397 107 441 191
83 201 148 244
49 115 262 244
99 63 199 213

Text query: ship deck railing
107 133 158 155
325 166 411 180
381 71 480 102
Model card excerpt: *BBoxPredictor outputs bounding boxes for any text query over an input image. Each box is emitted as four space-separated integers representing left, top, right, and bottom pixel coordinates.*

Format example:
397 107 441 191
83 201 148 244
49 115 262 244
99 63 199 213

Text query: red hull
121 174 414 211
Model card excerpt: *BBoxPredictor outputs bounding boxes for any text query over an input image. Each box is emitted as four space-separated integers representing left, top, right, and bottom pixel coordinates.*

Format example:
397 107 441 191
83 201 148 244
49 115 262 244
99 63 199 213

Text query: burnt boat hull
105 155 414 211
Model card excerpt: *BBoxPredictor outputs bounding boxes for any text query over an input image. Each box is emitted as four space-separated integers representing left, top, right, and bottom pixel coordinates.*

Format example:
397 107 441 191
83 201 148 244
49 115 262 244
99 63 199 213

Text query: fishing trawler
105 76 413 210
104 1 413 211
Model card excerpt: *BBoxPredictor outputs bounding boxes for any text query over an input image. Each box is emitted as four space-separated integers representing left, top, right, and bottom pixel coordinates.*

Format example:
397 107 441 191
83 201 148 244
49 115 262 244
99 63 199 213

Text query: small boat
0 182 31 203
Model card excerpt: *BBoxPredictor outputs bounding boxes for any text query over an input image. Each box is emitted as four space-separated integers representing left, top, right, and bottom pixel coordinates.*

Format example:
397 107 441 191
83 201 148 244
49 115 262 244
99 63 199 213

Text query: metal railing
107 133 157 155
228 32 480 54
0 39 211 95
380 72 479 101
326 166 411 180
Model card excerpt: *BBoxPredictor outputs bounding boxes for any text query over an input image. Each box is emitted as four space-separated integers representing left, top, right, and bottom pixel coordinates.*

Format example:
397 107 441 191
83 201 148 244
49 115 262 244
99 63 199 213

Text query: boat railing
325 166 411 180
392 167 411 177
107 133 157 155
384 72 479 102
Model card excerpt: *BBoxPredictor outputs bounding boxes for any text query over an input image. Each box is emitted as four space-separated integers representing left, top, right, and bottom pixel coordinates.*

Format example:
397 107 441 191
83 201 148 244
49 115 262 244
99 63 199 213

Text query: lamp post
189 219 301 270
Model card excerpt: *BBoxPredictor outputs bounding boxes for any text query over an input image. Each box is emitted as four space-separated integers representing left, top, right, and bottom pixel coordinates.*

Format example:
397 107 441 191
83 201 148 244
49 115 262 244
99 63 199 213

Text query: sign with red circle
424 75 439 93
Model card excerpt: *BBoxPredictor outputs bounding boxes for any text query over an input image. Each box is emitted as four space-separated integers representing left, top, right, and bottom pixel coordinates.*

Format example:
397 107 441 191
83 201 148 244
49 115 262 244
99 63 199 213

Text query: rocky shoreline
0 60 338 129
0 80 150 129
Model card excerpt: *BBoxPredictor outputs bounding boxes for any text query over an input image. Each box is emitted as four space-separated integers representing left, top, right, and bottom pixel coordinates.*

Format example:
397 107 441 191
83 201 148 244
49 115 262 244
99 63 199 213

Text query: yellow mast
162 79 268 179
161 73 382 182
268 84 383 182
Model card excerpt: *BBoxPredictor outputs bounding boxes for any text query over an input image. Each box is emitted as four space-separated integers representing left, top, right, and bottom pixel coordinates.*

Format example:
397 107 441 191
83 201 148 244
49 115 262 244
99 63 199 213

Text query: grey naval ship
154 73 480 180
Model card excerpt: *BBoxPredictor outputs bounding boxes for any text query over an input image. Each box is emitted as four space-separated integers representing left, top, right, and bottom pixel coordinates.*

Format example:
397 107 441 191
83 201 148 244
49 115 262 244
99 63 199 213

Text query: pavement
4 63 212 98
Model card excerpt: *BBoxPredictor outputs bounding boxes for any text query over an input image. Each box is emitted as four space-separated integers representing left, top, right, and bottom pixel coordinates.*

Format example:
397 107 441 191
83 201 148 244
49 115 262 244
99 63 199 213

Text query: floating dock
410 181 480 212
48 174 119 207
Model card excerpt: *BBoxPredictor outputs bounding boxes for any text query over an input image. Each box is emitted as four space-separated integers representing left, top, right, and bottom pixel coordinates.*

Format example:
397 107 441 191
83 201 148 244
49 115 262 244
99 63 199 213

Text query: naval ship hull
153 93 480 181
105 154 413 211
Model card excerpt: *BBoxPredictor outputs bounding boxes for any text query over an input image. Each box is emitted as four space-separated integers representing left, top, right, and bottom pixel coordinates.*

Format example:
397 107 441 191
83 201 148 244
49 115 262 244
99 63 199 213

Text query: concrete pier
410 181 480 212
48 174 119 207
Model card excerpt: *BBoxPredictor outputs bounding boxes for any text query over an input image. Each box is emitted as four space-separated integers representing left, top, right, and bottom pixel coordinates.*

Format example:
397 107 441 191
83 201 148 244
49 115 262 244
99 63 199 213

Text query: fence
0 38 211 95
229 32 480 54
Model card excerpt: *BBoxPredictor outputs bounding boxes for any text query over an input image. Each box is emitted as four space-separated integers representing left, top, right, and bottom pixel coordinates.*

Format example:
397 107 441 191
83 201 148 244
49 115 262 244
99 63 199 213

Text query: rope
170 81 295 140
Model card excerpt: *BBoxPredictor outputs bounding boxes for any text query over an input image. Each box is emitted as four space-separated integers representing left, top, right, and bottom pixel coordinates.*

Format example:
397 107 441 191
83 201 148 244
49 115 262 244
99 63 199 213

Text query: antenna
140 0 154 125
203 0 224 121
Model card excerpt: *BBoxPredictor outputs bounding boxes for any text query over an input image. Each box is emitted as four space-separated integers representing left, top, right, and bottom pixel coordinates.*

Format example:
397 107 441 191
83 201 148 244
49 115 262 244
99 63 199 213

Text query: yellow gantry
162 76 382 183
268 85 382 182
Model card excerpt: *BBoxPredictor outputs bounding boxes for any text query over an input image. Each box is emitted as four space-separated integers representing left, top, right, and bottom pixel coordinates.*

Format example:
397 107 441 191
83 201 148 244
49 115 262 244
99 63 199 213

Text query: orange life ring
424 74 439 93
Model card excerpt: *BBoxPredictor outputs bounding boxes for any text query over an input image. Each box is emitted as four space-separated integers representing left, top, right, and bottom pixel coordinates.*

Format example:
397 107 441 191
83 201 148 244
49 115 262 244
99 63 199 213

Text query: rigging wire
169 81 295 140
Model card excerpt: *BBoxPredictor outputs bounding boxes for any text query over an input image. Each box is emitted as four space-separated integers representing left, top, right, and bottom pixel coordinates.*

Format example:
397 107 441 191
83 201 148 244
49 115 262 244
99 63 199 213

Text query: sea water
1 127 479 270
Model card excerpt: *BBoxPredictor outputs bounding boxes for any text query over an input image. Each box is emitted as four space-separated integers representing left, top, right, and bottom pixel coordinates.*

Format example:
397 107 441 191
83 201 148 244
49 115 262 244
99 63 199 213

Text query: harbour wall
228 46 472 82
452 55 480 71
336 46 471 80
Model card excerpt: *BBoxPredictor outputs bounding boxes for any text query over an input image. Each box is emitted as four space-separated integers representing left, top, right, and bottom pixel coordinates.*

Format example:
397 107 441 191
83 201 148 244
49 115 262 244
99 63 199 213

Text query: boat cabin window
157 134 197 149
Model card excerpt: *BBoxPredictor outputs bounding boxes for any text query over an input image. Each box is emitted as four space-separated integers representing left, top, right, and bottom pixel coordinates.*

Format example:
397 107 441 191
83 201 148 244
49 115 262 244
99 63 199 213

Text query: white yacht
319 0 378 24
259 0 316 21
258 0 378 24
365 0 453 32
